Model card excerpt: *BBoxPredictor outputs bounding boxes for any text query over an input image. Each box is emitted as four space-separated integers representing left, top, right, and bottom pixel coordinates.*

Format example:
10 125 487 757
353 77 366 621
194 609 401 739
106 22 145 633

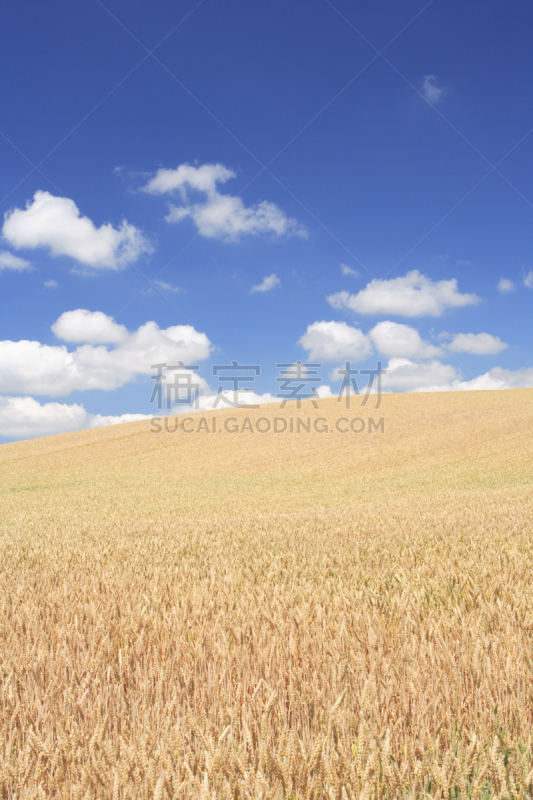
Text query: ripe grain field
1 389 533 799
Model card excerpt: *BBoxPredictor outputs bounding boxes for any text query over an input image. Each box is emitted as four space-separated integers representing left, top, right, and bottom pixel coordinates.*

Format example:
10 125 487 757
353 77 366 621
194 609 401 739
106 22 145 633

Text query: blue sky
1 0 533 440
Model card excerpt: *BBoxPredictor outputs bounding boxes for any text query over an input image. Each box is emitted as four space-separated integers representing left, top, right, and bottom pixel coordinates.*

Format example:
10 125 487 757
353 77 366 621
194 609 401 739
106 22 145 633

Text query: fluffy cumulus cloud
0 250 31 271
2 191 152 270
299 320 447 363
414 366 533 393
369 321 442 358
524 270 533 289
250 273 281 293
447 332 508 355
381 358 459 392
142 162 306 241
497 278 515 294
0 310 212 397
328 270 480 318
297 319 520 396
328 356 533 395
0 395 151 440
298 321 373 362
51 309 128 344
322 357 460 394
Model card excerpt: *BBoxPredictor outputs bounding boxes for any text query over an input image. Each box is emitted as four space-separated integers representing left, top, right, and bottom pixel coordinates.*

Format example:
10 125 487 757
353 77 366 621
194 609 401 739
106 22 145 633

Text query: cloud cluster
298 318 516 395
51 309 128 344
0 310 212 397
299 319 508 362
382 358 459 392
299 319 446 362
370 320 442 358
142 163 306 241
341 264 359 277
2 191 152 270
298 321 372 362
153 280 181 293
183 384 334 413
328 271 479 318
0 395 151 440
0 250 31 272
422 75 446 104
496 272 533 293
414 366 533 393
447 332 508 355
0 386 338 440
333 358 533 396
497 278 515 294
250 273 281 293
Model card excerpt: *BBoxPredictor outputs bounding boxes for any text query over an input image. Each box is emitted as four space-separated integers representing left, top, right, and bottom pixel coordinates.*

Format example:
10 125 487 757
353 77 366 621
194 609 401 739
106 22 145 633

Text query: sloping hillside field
1 390 533 799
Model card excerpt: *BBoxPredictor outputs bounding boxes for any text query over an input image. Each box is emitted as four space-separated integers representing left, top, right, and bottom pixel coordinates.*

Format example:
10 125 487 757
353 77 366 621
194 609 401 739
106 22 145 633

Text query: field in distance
1 389 533 799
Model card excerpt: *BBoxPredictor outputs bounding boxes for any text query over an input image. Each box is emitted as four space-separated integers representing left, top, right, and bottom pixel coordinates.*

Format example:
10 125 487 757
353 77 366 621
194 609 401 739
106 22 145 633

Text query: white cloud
329 356 533 396
369 320 442 358
183 384 334 413
447 332 508 355
91 411 152 428
414 366 533 393
523 269 533 289
328 270 480 317
0 395 152 440
143 163 234 195
0 310 212 397
153 280 181 293
44 279 59 288
183 389 279 412
142 162 306 241
382 358 459 392
298 321 372 362
497 278 515 294
0 250 31 271
250 273 281 293
51 309 128 344
341 264 359 277
422 75 446 104
2 191 152 270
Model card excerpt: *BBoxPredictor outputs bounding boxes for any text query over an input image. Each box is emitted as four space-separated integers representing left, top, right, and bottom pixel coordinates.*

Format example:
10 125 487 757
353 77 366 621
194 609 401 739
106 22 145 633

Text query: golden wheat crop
1 389 533 799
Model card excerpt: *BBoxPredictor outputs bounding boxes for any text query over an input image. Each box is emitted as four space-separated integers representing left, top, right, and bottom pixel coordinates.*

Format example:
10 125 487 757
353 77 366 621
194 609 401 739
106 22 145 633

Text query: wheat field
1 389 533 799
